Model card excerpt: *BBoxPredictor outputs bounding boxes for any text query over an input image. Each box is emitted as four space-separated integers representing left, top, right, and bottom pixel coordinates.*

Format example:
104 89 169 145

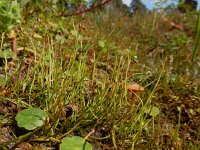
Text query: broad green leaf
70 30 78 36
98 40 106 48
0 50 15 58
0 0 21 32
0 76 6 86
60 136 93 150
44 51 52 64
149 106 160 117
15 108 47 130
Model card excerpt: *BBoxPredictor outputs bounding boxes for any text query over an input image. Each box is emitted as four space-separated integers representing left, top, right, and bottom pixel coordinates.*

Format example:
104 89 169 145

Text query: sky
122 0 200 10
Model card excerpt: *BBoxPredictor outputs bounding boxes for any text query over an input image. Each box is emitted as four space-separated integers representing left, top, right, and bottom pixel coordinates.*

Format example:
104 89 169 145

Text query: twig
60 0 112 17
161 15 184 31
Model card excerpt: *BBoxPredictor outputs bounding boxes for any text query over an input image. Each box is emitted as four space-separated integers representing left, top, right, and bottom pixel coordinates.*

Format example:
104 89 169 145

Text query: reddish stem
60 0 112 17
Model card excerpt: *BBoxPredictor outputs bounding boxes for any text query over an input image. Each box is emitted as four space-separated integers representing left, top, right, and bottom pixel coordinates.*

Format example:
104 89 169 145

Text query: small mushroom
127 82 145 105
7 30 17 52
127 82 144 92
64 54 73 59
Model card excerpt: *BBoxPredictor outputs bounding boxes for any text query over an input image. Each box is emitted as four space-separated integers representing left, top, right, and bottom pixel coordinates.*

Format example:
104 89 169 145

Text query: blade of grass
192 11 200 61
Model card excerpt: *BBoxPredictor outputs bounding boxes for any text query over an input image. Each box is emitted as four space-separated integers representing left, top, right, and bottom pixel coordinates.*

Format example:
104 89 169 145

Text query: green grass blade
192 11 200 61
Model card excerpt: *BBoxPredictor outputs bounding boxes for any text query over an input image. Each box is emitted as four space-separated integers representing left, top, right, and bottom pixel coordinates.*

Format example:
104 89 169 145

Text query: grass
0 6 200 150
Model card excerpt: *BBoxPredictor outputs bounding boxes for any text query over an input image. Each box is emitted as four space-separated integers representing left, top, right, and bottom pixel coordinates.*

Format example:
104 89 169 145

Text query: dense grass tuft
0 7 199 149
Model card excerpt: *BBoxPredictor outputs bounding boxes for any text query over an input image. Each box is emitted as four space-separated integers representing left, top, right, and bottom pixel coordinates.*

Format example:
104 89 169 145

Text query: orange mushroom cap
7 30 16 40
127 82 144 92
64 54 73 59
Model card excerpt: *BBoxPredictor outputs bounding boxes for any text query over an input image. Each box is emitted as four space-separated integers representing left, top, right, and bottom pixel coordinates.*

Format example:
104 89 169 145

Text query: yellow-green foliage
0 0 21 32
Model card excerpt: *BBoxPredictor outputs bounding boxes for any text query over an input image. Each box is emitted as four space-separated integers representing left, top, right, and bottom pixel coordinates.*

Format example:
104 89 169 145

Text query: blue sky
122 0 200 10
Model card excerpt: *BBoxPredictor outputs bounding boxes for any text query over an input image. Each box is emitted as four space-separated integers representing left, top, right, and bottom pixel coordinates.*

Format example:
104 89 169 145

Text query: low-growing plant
0 1 199 149
0 0 21 32
60 136 93 150
0 0 21 54
15 108 93 149
15 108 47 130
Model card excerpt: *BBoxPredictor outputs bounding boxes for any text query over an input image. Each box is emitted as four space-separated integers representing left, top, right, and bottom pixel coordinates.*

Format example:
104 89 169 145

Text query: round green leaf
15 108 47 130
0 50 16 58
98 40 106 48
149 106 160 117
60 136 93 150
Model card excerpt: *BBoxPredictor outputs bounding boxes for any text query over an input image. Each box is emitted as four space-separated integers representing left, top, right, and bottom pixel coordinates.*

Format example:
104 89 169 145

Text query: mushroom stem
11 37 17 52
127 82 145 106
8 30 17 52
